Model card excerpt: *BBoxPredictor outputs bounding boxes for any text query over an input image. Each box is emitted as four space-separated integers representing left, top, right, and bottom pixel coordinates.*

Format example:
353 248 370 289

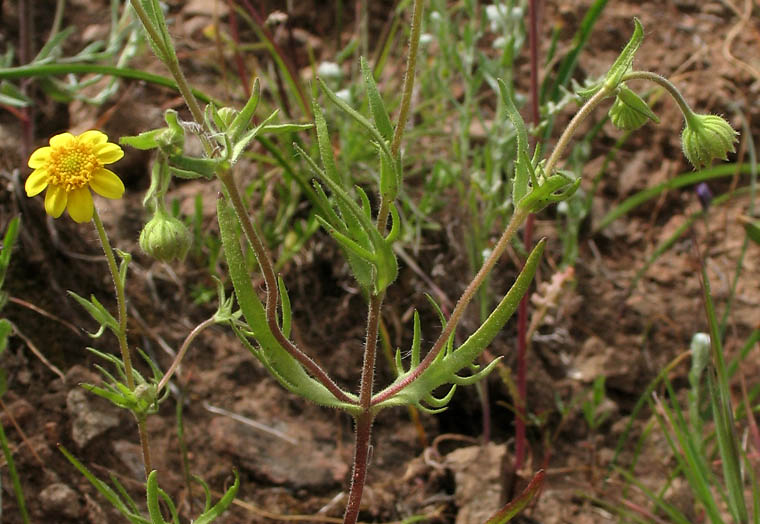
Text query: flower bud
682 113 738 169
608 85 659 131
139 209 192 262
217 107 238 129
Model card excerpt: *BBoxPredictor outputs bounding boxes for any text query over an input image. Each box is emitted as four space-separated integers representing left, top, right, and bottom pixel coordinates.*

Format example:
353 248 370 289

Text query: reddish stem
515 0 541 477
225 0 250 97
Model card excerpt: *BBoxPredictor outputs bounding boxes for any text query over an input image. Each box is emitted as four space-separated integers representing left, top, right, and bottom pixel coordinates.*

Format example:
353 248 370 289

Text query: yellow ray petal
67 187 94 223
79 130 108 146
49 133 75 149
44 185 68 218
95 143 125 164
28 147 52 168
90 167 125 199
25 168 49 196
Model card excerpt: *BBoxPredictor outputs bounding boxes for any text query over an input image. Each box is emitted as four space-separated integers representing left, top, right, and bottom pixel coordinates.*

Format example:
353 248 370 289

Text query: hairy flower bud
682 114 738 169
139 209 192 262
609 85 659 131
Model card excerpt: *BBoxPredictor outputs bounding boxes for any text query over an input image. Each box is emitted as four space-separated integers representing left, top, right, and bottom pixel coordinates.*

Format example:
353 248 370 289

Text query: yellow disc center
49 142 100 191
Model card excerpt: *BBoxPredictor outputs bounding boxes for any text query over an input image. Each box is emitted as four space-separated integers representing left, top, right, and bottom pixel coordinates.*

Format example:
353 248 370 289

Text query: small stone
445 443 507 524
66 388 120 448
113 440 145 480
40 483 82 519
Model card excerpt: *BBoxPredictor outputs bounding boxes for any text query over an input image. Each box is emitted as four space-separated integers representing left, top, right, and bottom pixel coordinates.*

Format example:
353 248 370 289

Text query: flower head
26 131 125 223
139 208 192 262
681 114 738 170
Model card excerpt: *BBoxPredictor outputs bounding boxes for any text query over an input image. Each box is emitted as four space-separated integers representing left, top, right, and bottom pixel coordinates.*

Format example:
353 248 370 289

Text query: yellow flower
26 130 125 223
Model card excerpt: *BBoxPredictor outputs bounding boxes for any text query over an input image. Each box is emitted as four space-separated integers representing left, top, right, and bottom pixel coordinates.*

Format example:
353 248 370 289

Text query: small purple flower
696 182 712 211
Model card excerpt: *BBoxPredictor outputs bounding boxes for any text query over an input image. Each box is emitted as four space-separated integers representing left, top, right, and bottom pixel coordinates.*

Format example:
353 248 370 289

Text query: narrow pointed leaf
604 18 643 90
360 56 394 141
485 470 545 523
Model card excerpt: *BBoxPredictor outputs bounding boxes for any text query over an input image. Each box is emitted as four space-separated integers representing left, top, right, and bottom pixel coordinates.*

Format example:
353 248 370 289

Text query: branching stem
217 170 353 404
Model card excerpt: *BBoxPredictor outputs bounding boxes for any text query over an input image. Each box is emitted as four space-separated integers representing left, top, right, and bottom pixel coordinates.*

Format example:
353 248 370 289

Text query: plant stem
343 292 383 524
217 170 353 403
373 79 614 407
345 3 425 513
515 0 542 477
543 85 612 177
622 71 695 122
129 0 212 151
372 205 531 405
92 208 152 477
93 208 134 390
343 410 373 524
157 316 216 393
390 0 423 158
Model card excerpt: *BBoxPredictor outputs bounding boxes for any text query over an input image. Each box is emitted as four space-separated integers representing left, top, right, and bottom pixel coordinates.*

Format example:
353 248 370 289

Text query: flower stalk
92 208 152 477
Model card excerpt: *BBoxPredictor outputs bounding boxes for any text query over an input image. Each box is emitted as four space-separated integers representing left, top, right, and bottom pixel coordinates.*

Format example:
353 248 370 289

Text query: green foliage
0 216 29 523
82 348 168 419
485 470 545 523
60 445 238 524
581 376 610 431
376 239 545 412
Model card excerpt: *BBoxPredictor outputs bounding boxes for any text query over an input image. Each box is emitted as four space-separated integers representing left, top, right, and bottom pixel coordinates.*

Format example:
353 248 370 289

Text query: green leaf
277 276 292 339
146 470 171 524
168 154 223 179
517 172 581 213
59 445 150 524
318 78 393 161
0 319 12 355
743 218 760 245
312 100 342 185
376 239 546 410
0 216 21 290
193 470 239 524
0 81 32 108
229 77 260 142
136 0 177 64
360 56 394 141
119 128 166 150
33 26 75 62
259 123 314 135
217 197 358 411
604 18 643 90
229 109 279 165
315 216 376 262
498 79 529 204
485 470 545 523
68 292 119 338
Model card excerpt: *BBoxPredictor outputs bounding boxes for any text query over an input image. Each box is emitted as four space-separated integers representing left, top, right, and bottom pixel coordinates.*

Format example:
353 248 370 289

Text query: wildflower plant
20 1 741 522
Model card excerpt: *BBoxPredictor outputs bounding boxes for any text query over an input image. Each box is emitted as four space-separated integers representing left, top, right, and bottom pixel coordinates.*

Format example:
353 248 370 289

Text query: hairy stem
343 411 373 524
92 208 152 476
93 208 133 390
373 82 614 406
130 0 212 151
157 316 216 393
515 0 542 476
372 205 530 405
542 85 612 178
622 70 695 121
343 293 383 523
390 0 424 158
217 170 352 403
